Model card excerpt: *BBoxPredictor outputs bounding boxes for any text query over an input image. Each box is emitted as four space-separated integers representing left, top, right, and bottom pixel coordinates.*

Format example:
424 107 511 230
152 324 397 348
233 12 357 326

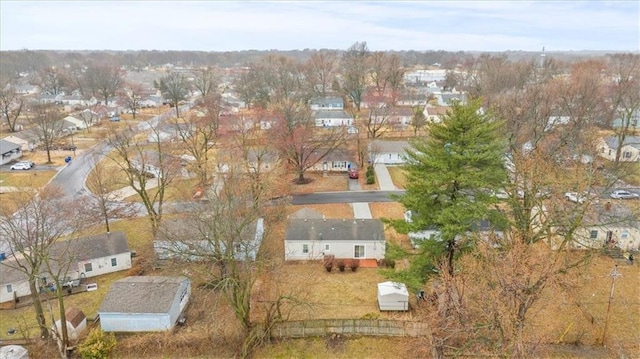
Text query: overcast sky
1 1 638 52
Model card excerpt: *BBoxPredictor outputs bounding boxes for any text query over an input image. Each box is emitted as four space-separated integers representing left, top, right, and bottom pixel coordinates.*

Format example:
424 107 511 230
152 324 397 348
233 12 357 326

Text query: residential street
291 190 404 205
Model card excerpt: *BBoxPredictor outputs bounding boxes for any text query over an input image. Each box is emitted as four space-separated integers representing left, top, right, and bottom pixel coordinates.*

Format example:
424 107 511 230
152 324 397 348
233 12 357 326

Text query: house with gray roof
310 96 344 111
154 217 265 262
435 92 467 106
611 110 640 131
284 218 386 261
598 136 640 162
313 110 353 127
368 140 410 165
0 232 131 303
98 276 190 332
0 139 22 165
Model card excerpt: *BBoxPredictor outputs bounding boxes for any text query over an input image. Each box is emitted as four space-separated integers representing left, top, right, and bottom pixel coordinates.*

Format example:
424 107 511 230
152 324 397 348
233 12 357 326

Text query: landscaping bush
349 259 360 272
337 260 346 272
78 329 117 359
366 175 375 184
324 254 335 272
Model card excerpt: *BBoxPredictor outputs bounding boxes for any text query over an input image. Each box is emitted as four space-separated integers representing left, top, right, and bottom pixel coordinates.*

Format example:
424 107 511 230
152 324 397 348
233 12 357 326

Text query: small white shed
377 281 409 311
0 345 28 359
54 307 87 341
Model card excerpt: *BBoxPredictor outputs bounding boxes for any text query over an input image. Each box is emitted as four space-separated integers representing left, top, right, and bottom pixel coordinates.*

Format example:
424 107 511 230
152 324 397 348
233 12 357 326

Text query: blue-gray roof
604 136 640 150
99 276 189 314
314 110 351 119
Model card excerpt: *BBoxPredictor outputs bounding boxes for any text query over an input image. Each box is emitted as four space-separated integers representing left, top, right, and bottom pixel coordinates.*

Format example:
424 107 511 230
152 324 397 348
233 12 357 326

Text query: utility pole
600 264 622 346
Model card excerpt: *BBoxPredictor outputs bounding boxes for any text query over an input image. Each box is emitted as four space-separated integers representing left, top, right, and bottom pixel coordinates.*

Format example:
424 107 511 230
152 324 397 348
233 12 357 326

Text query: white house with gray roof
598 136 640 162
310 97 344 111
368 140 411 165
313 110 353 127
98 276 190 332
284 218 386 261
0 232 131 304
0 139 22 165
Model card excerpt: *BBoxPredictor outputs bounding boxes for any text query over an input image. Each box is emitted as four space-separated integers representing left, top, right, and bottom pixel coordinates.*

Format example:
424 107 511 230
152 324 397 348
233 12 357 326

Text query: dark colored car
61 144 77 151
348 169 359 179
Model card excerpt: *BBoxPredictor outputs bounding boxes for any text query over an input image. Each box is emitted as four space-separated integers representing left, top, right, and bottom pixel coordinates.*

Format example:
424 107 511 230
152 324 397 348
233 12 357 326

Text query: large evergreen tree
397 99 508 276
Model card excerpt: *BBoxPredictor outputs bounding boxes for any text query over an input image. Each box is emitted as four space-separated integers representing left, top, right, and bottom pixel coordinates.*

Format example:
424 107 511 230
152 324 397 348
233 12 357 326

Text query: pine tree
398 99 508 276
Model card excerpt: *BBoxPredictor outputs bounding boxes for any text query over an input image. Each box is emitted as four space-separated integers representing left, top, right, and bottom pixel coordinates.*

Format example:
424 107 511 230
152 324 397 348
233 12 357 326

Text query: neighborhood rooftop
99 276 188 314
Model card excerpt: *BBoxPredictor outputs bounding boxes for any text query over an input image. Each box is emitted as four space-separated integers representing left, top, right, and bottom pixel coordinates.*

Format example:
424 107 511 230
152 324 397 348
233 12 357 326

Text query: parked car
14 160 35 168
609 190 639 200
348 169 359 179
564 192 587 204
10 162 31 170
60 144 77 151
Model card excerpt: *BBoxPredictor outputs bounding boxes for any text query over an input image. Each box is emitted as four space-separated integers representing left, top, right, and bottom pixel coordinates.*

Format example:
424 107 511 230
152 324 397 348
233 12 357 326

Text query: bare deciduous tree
84 64 124 105
0 85 24 132
0 187 80 341
192 67 220 99
606 53 640 164
105 122 182 234
117 84 145 120
38 67 68 95
29 104 64 164
305 51 337 97
340 41 370 111
155 72 189 118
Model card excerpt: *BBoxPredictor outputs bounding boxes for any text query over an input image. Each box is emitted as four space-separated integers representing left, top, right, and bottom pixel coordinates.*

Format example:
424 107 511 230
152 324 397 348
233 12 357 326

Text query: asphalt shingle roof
286 219 385 242
99 276 188 314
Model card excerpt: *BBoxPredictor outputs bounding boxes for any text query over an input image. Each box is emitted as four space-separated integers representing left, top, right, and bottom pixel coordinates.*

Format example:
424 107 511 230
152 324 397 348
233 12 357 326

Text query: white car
609 190 639 200
564 192 586 204
10 162 31 170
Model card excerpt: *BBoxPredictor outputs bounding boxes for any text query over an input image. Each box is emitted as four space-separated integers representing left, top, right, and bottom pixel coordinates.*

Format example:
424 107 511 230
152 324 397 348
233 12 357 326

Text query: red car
348 169 359 179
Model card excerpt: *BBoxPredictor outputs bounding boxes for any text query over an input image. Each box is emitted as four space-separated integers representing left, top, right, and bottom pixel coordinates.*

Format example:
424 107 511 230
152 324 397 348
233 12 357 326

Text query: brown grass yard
386 165 407 189
290 173 349 194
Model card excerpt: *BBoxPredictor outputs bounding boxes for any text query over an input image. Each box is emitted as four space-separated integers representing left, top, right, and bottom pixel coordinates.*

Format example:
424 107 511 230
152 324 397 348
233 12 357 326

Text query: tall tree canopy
398 99 508 275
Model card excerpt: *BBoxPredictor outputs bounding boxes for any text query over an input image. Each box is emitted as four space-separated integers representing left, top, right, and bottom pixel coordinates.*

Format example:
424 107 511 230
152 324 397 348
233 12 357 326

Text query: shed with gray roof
98 276 190 332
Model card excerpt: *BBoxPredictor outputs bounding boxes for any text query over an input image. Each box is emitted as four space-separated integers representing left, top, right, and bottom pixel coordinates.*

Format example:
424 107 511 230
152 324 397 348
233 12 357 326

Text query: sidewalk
109 178 160 201
352 202 372 219
374 163 396 191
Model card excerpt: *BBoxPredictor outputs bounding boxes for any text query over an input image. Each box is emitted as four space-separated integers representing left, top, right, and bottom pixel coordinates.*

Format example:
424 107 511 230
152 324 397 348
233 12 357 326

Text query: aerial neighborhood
0 45 638 358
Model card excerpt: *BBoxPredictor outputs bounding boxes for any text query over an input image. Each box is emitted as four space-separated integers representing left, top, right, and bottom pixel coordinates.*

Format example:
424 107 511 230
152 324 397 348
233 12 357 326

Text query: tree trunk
46 148 52 164
297 171 306 184
175 102 181 118
55 287 70 358
29 279 49 339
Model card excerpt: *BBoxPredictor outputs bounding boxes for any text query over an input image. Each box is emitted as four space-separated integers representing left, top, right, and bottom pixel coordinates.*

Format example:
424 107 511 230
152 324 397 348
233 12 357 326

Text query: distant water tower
540 46 546 68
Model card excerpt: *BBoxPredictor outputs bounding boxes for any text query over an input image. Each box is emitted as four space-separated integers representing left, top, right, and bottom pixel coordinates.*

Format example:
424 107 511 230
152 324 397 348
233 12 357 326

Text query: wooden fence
262 319 430 339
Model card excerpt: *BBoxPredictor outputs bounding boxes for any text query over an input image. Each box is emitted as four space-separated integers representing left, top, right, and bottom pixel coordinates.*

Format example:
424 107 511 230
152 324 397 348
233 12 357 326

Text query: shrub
337 260 346 272
78 329 117 359
324 262 333 272
349 259 360 272
324 255 335 272
366 175 375 185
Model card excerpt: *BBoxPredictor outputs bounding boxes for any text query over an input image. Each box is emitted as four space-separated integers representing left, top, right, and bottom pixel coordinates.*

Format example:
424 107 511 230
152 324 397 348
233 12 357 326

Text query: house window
324 244 330 252
590 230 598 239
84 263 93 272
354 245 365 258
302 244 309 254
621 231 628 239
6 284 12 293
623 152 632 158
111 258 117 267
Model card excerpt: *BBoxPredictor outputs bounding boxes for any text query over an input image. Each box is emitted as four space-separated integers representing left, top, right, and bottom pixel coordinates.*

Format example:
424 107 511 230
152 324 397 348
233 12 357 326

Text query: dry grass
368 202 405 220
386 166 407 189
0 170 57 188
289 204 354 219
290 173 348 194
